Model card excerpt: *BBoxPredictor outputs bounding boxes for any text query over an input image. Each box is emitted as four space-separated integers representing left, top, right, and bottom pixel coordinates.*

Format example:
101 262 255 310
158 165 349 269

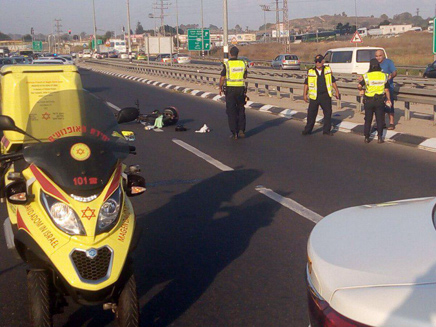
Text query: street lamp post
176 0 179 53
126 0 132 54
92 0 98 52
201 0 205 57
223 0 228 60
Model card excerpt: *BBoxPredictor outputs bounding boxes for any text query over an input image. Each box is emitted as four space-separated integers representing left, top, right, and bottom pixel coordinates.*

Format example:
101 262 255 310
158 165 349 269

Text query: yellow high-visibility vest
225 60 246 87
307 66 333 100
363 71 388 97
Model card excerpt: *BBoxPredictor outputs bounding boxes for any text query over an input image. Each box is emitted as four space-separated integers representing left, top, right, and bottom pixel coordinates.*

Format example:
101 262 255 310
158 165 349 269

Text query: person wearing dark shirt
358 58 392 144
219 47 248 140
302 54 340 136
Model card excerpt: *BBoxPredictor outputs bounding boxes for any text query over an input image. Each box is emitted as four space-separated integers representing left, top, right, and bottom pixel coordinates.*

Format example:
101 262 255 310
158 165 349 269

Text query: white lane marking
106 101 121 112
201 92 211 98
172 139 324 223
172 139 234 172
255 186 323 224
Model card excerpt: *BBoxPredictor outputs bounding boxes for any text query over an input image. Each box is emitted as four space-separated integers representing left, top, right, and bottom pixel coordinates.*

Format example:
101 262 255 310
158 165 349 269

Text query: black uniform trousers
225 86 246 134
303 92 332 134
363 95 385 138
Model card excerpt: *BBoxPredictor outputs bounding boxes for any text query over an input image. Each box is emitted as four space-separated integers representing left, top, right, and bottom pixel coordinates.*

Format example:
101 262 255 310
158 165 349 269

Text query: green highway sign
32 41 43 52
433 18 436 54
188 29 210 51
91 39 103 49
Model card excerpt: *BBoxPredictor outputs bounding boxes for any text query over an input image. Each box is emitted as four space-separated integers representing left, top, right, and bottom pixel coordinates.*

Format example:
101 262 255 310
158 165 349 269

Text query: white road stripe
106 101 121 112
172 139 234 172
255 186 323 224
172 139 323 223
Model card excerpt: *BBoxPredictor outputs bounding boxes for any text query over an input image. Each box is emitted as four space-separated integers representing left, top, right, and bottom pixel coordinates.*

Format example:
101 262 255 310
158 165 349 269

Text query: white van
323 47 387 74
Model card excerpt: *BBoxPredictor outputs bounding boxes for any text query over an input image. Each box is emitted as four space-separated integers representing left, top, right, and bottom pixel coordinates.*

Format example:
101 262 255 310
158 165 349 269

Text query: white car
307 197 436 327
175 54 191 64
120 53 129 59
82 52 92 58
323 47 387 74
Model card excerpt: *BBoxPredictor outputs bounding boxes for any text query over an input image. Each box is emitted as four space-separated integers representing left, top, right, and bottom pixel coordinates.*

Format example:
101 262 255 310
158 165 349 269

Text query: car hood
308 197 436 303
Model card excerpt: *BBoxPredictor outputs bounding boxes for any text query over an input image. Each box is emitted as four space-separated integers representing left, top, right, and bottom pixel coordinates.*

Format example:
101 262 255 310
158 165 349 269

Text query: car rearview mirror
0 115 17 131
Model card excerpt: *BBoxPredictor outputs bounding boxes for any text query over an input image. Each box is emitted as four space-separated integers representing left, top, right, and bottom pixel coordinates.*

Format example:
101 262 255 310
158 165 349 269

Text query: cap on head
314 54 324 63
230 47 239 57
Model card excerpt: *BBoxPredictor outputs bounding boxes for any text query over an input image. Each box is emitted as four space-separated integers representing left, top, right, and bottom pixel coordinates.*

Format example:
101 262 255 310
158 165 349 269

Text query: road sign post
188 29 210 51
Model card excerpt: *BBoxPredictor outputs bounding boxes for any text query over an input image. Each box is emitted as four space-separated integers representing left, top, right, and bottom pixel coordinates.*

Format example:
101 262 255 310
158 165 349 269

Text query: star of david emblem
76 149 85 155
42 112 51 120
81 207 96 220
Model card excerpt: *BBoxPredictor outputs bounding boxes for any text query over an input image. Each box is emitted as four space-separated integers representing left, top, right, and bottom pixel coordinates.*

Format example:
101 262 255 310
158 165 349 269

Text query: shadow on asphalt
245 117 289 138
133 168 281 326
84 87 112 93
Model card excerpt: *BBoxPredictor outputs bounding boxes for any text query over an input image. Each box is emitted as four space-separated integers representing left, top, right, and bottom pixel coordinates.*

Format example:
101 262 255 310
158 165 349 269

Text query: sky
1 0 435 35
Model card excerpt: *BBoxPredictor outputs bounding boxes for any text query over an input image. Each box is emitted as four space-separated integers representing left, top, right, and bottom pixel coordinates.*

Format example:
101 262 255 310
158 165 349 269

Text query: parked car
137 53 146 60
155 54 177 64
174 53 191 64
120 53 129 59
239 56 254 68
323 47 386 74
108 51 118 58
0 57 16 67
423 61 436 78
307 197 436 327
82 52 92 58
271 54 300 70
10 56 32 64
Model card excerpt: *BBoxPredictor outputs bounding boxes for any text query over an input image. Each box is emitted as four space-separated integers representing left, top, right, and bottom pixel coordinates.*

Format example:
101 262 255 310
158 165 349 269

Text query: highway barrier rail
83 58 436 125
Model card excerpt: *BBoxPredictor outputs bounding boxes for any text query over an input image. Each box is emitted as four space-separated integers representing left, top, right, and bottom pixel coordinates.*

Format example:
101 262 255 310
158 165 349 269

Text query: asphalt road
1 69 436 327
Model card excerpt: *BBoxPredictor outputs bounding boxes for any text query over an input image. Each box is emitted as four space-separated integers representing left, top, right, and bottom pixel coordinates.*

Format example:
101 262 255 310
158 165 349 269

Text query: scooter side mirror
0 115 17 131
5 181 30 204
118 107 139 124
126 174 146 197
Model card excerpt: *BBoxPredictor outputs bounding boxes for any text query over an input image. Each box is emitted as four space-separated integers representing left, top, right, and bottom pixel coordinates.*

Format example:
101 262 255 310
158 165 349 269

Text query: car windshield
21 90 129 195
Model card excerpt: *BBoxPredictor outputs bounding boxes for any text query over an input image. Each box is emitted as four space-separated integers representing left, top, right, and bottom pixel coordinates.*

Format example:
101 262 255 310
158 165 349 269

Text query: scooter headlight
41 192 86 235
97 187 122 234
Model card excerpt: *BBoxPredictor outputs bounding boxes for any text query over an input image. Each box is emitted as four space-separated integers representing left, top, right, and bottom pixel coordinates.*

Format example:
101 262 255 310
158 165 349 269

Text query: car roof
325 47 384 52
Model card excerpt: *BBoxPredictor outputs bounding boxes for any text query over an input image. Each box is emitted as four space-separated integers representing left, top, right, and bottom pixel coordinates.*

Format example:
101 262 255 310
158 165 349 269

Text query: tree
342 12 347 17
234 24 243 33
23 34 32 42
379 20 390 26
259 23 274 31
380 14 389 20
104 31 113 40
135 21 145 34
0 32 11 41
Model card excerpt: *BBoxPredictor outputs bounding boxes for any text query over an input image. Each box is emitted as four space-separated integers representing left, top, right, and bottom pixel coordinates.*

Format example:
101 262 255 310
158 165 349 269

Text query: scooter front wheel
116 274 139 327
27 270 53 327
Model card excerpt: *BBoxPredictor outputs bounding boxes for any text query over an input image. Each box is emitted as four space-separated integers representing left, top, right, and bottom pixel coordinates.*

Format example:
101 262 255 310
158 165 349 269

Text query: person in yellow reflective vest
302 54 341 136
358 58 392 144
219 47 248 140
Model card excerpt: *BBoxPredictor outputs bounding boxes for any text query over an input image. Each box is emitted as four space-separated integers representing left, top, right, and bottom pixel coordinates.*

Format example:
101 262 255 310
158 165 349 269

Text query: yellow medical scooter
1 86 145 326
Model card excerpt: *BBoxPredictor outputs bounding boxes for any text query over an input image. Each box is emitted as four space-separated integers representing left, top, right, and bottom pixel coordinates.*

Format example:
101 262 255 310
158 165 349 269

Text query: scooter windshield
22 90 130 196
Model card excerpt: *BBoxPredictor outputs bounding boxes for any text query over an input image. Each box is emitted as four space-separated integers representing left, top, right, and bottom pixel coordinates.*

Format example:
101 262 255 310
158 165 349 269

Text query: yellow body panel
6 163 136 291
0 65 82 152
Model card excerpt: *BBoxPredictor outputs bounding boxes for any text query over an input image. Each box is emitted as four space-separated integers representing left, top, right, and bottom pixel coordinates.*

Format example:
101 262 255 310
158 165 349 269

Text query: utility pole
282 0 289 51
260 5 271 43
223 0 228 60
92 0 97 52
416 8 420 17
54 19 62 54
354 0 358 47
126 0 132 54
153 0 169 36
275 0 279 42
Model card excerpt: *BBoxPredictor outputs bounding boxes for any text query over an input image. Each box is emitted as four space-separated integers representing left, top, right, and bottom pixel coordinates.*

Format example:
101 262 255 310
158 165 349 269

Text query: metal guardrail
83 59 436 125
